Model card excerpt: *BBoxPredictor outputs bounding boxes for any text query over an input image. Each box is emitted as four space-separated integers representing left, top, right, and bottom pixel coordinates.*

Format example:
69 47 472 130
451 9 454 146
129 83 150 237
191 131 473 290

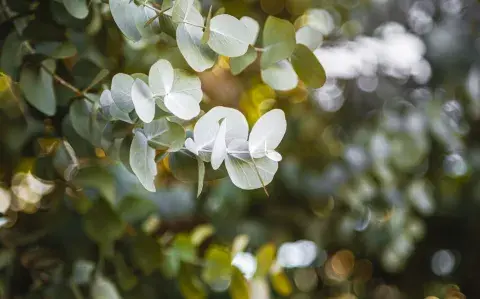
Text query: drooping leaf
143 118 185 151
62 0 89 19
240 16 260 45
261 60 298 91
109 0 142 41
225 139 278 190
196 156 205 197
169 149 228 182
207 14 250 57
230 267 250 299
249 109 286 160
176 24 217 72
83 197 126 254
20 60 56 116
211 119 228 170
291 43 326 88
130 130 157 192
261 16 296 69
131 79 155 123
100 90 134 123
296 26 323 51
230 46 258 75
111 73 135 113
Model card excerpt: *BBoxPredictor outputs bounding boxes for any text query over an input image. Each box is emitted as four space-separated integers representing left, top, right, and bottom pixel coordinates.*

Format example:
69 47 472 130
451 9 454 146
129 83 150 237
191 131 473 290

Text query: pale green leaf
208 14 250 57
261 60 298 91
110 0 142 41
202 246 232 286
20 60 56 116
225 139 278 190
261 16 296 69
176 24 217 72
296 26 323 51
91 275 121 299
240 16 260 45
131 79 155 123
130 130 157 192
164 92 200 120
291 43 326 88
100 90 134 123
172 0 204 27
143 118 185 151
62 0 89 19
230 46 257 75
149 59 174 97
197 156 205 197
135 6 161 37
111 73 135 113
171 69 203 101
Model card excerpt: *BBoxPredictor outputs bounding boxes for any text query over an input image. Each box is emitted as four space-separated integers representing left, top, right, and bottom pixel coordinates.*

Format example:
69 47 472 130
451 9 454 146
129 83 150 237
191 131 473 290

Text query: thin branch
255 47 266 52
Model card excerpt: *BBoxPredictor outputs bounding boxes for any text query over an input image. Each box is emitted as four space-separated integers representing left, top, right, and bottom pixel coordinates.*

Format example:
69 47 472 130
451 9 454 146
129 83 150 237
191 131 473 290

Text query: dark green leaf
20 60 57 116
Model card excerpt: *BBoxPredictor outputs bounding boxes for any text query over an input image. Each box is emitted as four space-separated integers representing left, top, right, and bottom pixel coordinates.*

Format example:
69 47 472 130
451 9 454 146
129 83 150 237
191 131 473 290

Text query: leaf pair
130 59 202 123
185 107 287 190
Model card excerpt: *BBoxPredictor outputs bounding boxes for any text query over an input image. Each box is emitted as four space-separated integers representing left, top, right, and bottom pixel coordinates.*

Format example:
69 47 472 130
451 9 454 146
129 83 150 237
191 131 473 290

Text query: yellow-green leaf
270 270 293 297
255 243 276 277
290 43 326 88
230 267 250 299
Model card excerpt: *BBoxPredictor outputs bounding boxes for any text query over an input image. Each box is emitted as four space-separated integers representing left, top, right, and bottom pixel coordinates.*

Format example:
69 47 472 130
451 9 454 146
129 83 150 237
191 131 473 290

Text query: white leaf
266 150 282 162
109 0 142 41
99 90 133 123
211 118 227 170
240 16 259 45
249 109 286 159
131 79 155 123
172 0 204 27
149 59 174 97
296 26 323 51
188 107 249 162
225 139 278 190
176 24 217 72
171 69 203 102
164 93 200 120
261 60 298 91
111 73 135 113
208 14 250 57
185 138 199 155
130 131 157 192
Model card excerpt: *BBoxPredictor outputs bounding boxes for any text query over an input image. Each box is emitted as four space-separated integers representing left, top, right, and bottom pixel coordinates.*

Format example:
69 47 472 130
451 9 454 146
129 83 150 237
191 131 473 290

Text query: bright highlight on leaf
207 14 250 57
131 79 155 123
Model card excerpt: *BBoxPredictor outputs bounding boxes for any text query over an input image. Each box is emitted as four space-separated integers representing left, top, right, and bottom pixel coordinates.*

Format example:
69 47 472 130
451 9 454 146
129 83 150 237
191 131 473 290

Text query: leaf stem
250 157 270 197
255 47 266 52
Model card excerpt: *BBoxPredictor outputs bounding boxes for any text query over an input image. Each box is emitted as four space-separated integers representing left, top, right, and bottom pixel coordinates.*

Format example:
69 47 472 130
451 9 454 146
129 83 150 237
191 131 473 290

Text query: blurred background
2 0 480 298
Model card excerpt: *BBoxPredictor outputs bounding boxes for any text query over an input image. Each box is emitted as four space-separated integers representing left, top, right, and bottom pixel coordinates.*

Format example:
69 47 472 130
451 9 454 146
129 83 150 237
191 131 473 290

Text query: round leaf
143 118 186 151
240 16 260 45
62 0 89 19
291 43 326 88
109 0 142 41
149 59 174 97
111 73 135 113
249 109 286 159
176 24 217 72
164 92 200 120
20 61 56 116
261 16 296 69
230 46 258 75
208 14 250 57
261 60 298 91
